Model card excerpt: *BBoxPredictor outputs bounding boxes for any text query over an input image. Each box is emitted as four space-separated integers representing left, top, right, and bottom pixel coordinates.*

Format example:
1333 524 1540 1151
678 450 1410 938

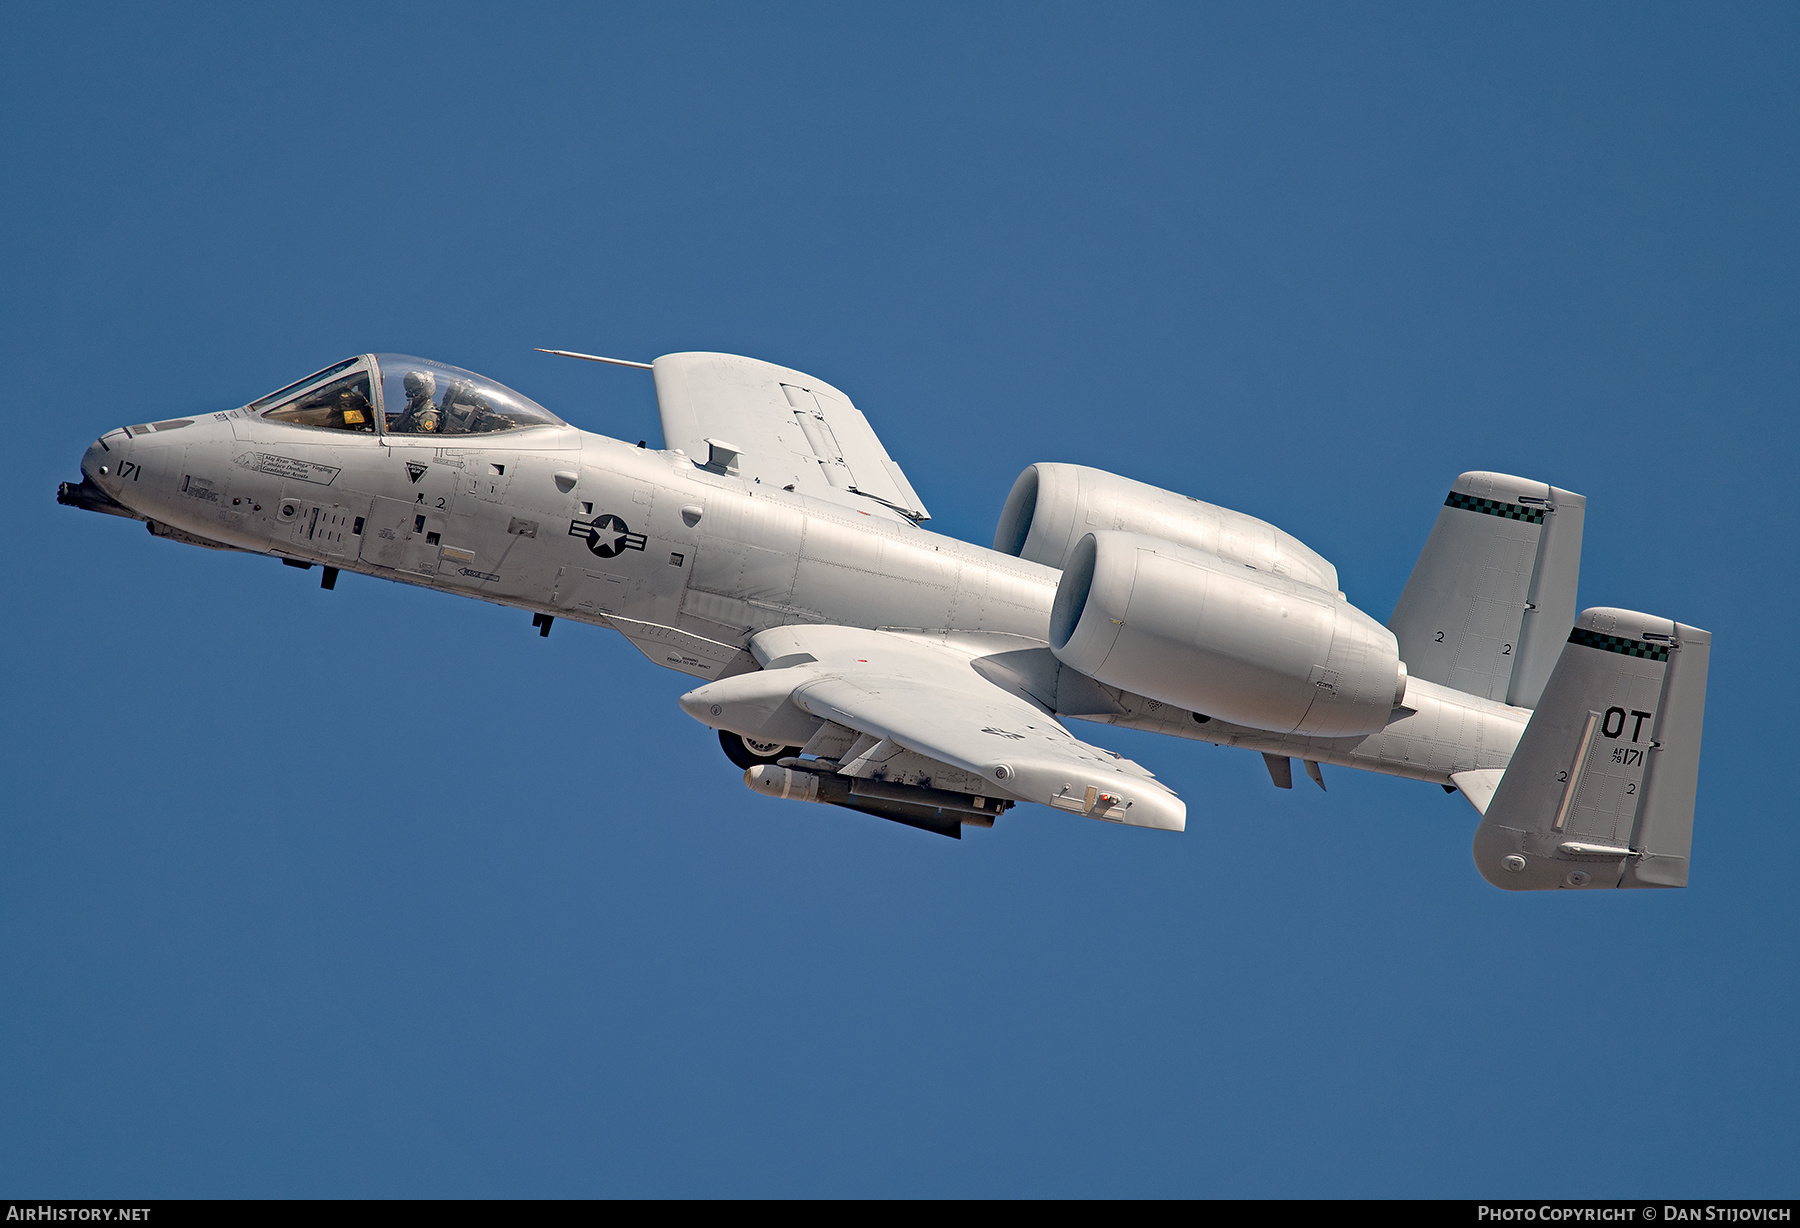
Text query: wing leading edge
680 625 1186 832
652 352 930 524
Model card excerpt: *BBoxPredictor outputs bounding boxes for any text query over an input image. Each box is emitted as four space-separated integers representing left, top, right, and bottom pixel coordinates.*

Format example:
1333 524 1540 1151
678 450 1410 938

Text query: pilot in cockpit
392 370 442 433
440 377 500 434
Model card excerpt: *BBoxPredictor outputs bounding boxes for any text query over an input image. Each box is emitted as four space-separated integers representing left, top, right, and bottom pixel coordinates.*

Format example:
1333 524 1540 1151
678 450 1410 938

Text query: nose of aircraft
82 429 141 499
80 433 121 484
57 428 145 520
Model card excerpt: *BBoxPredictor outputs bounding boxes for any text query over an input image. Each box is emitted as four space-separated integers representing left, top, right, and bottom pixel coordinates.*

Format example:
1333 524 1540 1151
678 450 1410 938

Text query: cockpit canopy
251 355 564 435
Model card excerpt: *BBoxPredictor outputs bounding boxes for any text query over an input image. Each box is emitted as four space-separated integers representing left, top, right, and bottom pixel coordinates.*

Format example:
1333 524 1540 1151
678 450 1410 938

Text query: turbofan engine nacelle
995 463 1339 593
1050 532 1406 738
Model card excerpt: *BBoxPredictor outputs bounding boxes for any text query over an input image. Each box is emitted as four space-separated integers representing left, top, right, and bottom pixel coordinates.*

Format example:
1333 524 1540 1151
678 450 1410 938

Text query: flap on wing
702 625 1184 831
652 352 930 523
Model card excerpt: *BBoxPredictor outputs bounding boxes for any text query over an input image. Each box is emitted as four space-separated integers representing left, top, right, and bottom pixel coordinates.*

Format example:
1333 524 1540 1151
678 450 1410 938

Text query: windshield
374 355 563 435
264 371 377 431
248 358 362 413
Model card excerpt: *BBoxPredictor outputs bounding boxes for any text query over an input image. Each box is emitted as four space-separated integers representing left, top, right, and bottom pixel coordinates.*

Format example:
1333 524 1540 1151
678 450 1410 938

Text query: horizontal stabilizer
1450 768 1505 815
1473 607 1711 890
1389 472 1584 709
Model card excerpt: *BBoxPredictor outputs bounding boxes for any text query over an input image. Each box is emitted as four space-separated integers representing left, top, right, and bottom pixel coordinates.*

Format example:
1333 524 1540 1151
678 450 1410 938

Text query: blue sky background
2 1 1794 1197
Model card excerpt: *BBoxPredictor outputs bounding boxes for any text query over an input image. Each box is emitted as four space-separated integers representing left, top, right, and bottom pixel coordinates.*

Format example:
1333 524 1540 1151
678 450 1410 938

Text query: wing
651 352 931 524
680 625 1185 831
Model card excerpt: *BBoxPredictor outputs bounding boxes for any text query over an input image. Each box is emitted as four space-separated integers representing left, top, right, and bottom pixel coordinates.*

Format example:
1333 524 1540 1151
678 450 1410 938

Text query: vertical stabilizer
1389 472 1585 709
1473 608 1711 891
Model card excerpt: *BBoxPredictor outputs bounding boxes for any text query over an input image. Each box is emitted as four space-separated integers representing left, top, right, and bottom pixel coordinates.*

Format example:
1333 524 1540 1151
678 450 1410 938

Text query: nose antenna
535 348 653 371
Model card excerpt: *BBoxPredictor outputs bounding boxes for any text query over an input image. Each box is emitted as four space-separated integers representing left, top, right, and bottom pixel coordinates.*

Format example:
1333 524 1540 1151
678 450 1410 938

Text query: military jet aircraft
58 350 1709 889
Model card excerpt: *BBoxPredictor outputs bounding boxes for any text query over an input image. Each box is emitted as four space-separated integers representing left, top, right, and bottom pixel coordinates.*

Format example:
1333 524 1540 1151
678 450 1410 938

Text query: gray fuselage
76 407 1529 791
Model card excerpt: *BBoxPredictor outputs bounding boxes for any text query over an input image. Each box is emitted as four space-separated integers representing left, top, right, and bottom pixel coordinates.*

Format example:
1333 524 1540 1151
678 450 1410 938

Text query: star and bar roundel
568 513 647 559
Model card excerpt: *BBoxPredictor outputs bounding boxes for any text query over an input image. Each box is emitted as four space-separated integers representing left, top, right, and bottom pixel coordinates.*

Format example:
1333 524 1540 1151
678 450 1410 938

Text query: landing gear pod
718 730 797 770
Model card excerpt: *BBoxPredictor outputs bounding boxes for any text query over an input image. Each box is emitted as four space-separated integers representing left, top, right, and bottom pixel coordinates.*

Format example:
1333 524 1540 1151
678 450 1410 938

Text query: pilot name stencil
570 513 647 559
233 452 340 486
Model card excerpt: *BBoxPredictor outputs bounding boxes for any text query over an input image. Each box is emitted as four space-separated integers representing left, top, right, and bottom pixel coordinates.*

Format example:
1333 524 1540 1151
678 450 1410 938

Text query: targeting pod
743 764 1009 840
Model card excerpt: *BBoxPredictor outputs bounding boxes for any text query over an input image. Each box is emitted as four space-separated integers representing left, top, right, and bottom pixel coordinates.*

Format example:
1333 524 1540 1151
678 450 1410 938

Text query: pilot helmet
403 370 436 401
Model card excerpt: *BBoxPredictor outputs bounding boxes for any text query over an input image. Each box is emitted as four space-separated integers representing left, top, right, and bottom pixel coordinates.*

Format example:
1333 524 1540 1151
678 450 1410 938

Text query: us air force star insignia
569 513 647 559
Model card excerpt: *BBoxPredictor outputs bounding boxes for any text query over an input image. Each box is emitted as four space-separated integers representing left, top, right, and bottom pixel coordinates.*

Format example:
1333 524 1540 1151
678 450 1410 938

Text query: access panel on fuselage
360 495 444 577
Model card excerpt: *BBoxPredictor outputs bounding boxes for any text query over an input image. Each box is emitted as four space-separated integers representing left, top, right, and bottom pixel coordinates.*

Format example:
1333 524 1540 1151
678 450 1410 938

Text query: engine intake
1050 532 1405 738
